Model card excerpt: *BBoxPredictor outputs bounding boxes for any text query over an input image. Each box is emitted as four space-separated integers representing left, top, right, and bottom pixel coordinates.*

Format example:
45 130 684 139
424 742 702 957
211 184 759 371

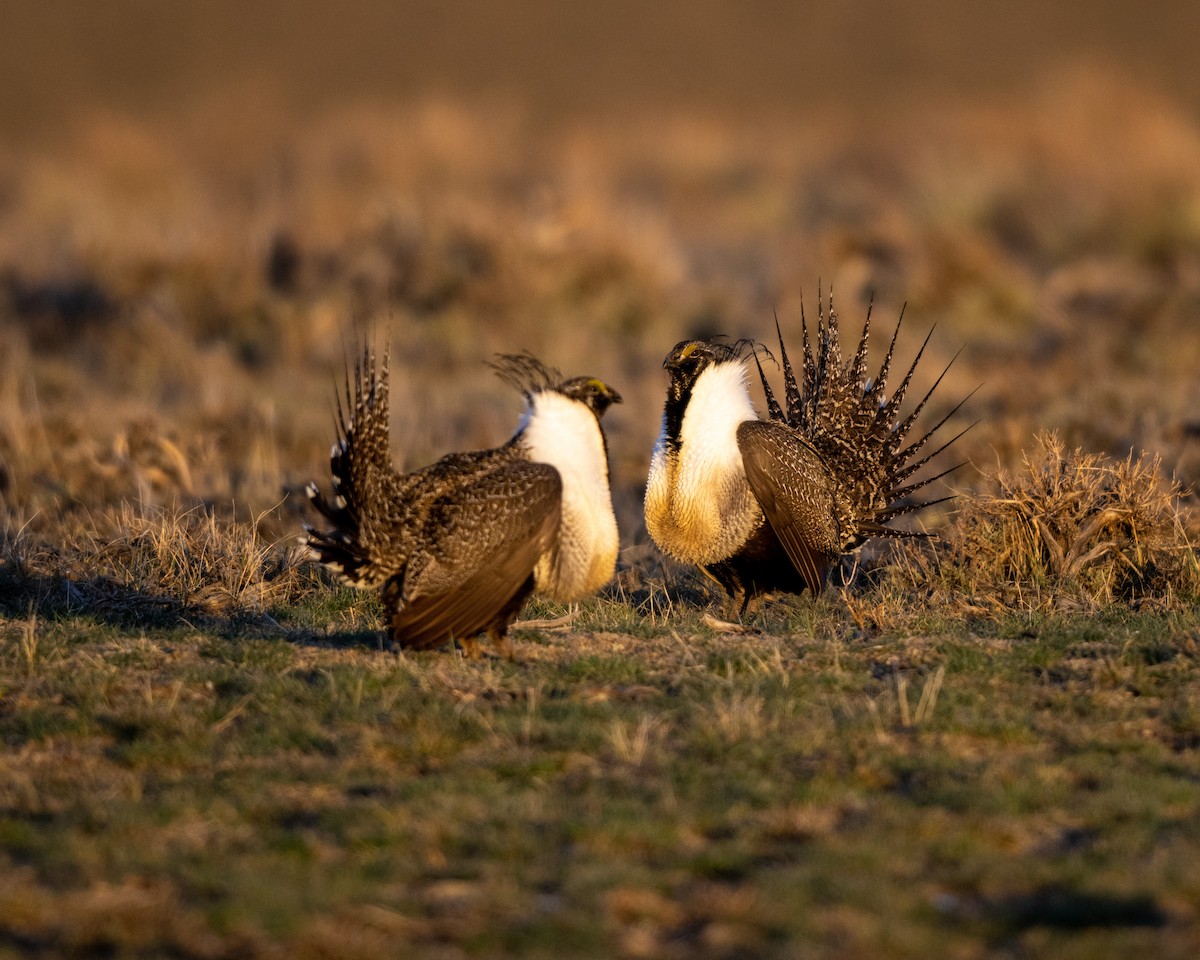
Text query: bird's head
490 352 622 427
557 376 623 419
663 338 753 399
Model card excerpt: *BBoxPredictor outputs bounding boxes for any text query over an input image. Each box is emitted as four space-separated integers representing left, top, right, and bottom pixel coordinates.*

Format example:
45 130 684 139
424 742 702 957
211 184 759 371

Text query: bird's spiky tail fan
753 294 975 549
304 347 410 587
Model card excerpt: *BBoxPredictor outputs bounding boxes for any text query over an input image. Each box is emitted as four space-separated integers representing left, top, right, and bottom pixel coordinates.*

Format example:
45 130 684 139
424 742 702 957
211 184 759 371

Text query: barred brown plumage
304 348 622 656
645 295 973 613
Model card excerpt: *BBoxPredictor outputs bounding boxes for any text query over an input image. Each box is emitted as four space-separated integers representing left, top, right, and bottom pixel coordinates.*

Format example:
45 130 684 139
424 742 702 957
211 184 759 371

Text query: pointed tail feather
868 493 958 528
886 458 971 503
753 346 785 422
850 299 873 389
866 304 905 405
888 347 963 455
892 415 980 487
305 346 407 588
774 309 803 425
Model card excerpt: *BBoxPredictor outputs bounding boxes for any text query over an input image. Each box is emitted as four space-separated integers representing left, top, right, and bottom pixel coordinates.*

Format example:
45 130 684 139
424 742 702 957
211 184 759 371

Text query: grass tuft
867 433 1200 623
2 501 317 625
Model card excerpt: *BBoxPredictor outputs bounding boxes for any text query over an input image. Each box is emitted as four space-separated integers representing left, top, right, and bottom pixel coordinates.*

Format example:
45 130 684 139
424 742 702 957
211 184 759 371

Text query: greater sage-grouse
305 350 622 656
645 298 969 612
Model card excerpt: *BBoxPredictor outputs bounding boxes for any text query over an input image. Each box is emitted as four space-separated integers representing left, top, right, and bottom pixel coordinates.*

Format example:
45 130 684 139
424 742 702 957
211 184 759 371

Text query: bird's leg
489 626 516 662
702 588 769 634
736 589 752 620
490 578 531 662
738 590 771 621
459 636 483 660
697 588 753 634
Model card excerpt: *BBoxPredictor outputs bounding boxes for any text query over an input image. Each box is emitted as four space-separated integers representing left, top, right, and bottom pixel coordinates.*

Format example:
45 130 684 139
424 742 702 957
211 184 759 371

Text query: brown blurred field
3 2 1200 540
2 4 1200 957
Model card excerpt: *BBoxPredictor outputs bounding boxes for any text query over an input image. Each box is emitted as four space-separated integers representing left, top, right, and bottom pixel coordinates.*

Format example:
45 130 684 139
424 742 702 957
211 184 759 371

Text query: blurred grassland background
1 0 1199 546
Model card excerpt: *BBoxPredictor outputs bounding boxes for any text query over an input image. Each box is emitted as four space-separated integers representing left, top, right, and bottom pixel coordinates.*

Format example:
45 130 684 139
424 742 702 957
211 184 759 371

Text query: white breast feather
645 361 763 565
519 391 619 600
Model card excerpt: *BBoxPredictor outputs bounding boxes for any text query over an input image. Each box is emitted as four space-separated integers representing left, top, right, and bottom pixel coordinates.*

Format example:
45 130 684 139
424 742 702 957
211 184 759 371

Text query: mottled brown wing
389 462 562 648
736 419 840 595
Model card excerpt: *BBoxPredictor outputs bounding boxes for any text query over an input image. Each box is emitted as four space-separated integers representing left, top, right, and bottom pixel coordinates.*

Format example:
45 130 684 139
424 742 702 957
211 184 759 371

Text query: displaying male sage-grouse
305 350 622 656
645 297 970 613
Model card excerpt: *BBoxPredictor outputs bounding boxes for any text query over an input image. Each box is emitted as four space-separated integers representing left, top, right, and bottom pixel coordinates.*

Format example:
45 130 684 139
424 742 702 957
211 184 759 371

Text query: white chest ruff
519 392 619 600
645 362 763 565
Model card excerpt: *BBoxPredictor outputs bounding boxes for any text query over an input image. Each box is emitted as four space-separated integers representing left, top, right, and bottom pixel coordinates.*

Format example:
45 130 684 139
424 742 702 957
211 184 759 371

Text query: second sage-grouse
645 297 970 612
305 350 622 656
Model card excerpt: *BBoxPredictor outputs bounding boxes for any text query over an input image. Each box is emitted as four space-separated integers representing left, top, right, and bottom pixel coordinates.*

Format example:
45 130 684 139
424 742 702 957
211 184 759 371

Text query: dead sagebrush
96 502 312 616
899 432 1199 613
18 502 315 621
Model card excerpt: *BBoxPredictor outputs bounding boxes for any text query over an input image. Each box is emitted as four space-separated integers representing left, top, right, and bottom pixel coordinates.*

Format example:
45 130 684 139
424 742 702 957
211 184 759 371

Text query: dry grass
1 500 319 626
867 433 1200 621
3 72 1200 543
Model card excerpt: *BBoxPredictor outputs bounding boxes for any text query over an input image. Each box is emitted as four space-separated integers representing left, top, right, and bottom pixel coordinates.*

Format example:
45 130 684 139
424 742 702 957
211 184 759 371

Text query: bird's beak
587 378 622 405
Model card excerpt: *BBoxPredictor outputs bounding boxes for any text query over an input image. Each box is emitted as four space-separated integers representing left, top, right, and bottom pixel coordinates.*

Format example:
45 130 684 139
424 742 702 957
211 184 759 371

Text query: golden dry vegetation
3 67 1198 609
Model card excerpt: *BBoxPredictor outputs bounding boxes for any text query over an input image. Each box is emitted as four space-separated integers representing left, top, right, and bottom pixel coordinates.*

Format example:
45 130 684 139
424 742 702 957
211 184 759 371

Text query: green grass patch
2 605 1199 957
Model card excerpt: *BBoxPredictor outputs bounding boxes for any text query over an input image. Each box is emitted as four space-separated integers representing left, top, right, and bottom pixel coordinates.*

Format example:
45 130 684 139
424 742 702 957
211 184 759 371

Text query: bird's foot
702 612 755 634
488 627 517 662
459 636 483 660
